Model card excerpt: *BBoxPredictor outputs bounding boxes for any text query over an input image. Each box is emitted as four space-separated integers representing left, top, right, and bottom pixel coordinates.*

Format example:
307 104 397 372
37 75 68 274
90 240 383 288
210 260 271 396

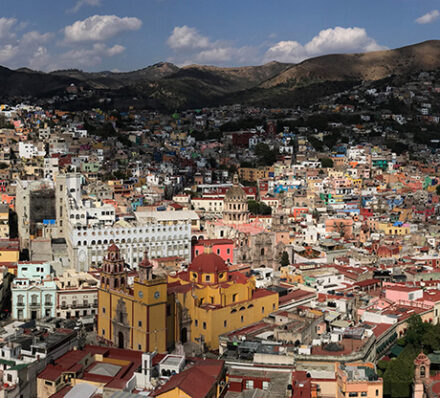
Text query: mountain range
2 40 440 110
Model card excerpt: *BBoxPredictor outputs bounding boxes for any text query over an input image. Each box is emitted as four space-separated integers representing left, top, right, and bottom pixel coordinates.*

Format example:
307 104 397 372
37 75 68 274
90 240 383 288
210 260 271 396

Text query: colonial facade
55 270 99 319
168 249 279 349
97 245 168 352
11 261 57 320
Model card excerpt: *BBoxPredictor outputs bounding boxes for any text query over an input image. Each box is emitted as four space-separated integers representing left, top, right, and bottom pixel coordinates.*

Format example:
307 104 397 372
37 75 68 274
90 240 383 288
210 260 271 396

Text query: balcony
29 302 39 308
45 302 53 306
16 302 25 307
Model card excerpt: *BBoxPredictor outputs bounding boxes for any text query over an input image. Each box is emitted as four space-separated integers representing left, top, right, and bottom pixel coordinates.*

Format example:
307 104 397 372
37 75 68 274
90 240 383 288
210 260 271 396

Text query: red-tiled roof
151 360 224 398
189 253 228 274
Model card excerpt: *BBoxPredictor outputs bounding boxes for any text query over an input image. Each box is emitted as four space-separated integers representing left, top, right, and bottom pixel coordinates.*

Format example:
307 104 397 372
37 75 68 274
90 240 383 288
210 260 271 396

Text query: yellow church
167 248 279 350
97 245 278 352
97 244 168 352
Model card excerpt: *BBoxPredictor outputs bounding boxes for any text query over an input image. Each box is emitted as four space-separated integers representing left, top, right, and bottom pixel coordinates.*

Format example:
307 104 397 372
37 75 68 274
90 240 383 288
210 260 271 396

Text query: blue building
11 262 57 320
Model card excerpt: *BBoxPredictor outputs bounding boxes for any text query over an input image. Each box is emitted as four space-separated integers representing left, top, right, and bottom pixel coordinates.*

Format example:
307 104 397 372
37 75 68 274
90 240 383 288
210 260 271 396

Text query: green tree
383 345 418 398
320 158 334 168
280 251 290 267
247 200 272 215
254 143 277 166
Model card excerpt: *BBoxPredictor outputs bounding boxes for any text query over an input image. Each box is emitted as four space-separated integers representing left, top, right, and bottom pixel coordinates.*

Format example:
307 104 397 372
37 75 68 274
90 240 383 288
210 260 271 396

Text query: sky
0 0 439 72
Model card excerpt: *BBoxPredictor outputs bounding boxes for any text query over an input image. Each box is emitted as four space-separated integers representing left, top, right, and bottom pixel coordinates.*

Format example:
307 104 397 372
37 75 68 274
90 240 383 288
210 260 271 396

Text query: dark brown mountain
0 40 439 109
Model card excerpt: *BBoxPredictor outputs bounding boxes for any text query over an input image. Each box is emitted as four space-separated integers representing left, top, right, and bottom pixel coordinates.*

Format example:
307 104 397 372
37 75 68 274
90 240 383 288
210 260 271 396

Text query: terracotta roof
151 360 223 398
188 253 228 274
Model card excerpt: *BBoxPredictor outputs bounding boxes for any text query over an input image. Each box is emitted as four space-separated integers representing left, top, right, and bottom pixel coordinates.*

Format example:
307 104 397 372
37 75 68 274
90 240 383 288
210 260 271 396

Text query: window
245 380 254 389
102 307 106 314
262 381 269 390
273 303 276 310
241 315 244 323
227 248 230 254
224 320 227 327
138 344 142 350
138 321 142 327
203 322 206 330
262 306 265 314
348 393 358 397
232 294 237 302
361 393 367 397
205 275 211 282
195 320 198 327
376 390 379 396
216 249 220 255
45 380 53 386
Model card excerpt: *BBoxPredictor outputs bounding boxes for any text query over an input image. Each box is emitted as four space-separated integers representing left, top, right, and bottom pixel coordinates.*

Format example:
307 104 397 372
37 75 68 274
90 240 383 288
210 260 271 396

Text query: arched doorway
181 328 188 344
118 332 124 349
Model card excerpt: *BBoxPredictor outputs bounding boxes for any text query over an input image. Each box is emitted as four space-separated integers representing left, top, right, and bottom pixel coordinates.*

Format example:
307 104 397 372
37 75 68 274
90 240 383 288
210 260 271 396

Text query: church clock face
154 291 160 299
138 291 144 299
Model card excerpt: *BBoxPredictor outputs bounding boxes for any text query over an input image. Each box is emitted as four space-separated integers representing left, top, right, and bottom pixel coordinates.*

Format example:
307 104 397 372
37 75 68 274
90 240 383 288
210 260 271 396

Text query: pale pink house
384 284 423 302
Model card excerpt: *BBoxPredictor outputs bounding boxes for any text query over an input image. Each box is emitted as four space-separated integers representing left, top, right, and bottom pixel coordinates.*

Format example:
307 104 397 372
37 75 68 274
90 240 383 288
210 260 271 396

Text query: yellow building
0 204 9 238
238 166 274 182
0 239 19 265
377 222 410 236
168 250 278 350
97 245 168 352
279 265 304 284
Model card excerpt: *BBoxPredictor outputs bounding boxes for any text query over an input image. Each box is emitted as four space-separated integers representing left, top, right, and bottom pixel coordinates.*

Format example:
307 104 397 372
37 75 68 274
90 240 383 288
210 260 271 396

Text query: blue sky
0 0 439 72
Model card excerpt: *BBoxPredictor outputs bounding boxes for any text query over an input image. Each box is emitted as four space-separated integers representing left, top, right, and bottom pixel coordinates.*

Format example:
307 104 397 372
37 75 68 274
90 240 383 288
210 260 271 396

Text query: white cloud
263 26 386 63
56 43 126 69
191 46 257 65
167 25 259 66
0 18 18 41
415 10 440 24
68 0 102 13
0 23 53 70
0 15 128 71
64 15 142 43
167 26 211 50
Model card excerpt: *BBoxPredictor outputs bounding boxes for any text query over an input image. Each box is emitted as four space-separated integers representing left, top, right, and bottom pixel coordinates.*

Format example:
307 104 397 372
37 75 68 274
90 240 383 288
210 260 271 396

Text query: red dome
189 253 228 274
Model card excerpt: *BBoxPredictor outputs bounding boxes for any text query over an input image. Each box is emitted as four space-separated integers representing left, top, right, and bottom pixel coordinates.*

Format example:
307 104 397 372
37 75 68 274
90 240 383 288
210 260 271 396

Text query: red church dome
189 252 228 275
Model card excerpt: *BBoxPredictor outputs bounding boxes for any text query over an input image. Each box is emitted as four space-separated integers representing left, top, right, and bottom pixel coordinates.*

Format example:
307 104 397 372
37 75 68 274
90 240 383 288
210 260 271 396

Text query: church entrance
118 332 124 349
181 328 187 344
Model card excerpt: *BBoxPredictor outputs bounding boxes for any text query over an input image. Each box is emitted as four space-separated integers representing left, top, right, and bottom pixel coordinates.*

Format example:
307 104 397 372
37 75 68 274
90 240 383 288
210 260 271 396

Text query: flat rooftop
88 362 121 377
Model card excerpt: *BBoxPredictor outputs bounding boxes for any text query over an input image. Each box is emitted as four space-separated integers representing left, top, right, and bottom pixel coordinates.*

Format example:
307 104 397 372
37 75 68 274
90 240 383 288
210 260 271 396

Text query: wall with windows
12 262 57 320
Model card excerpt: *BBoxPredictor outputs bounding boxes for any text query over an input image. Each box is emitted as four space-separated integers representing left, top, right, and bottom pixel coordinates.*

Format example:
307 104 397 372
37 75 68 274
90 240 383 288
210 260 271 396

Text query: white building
56 174 194 271
18 142 46 159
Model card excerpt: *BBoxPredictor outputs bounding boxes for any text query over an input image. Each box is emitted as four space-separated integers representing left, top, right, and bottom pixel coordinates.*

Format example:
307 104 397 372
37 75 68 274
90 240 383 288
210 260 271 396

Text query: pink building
384 284 423 302
192 238 234 264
